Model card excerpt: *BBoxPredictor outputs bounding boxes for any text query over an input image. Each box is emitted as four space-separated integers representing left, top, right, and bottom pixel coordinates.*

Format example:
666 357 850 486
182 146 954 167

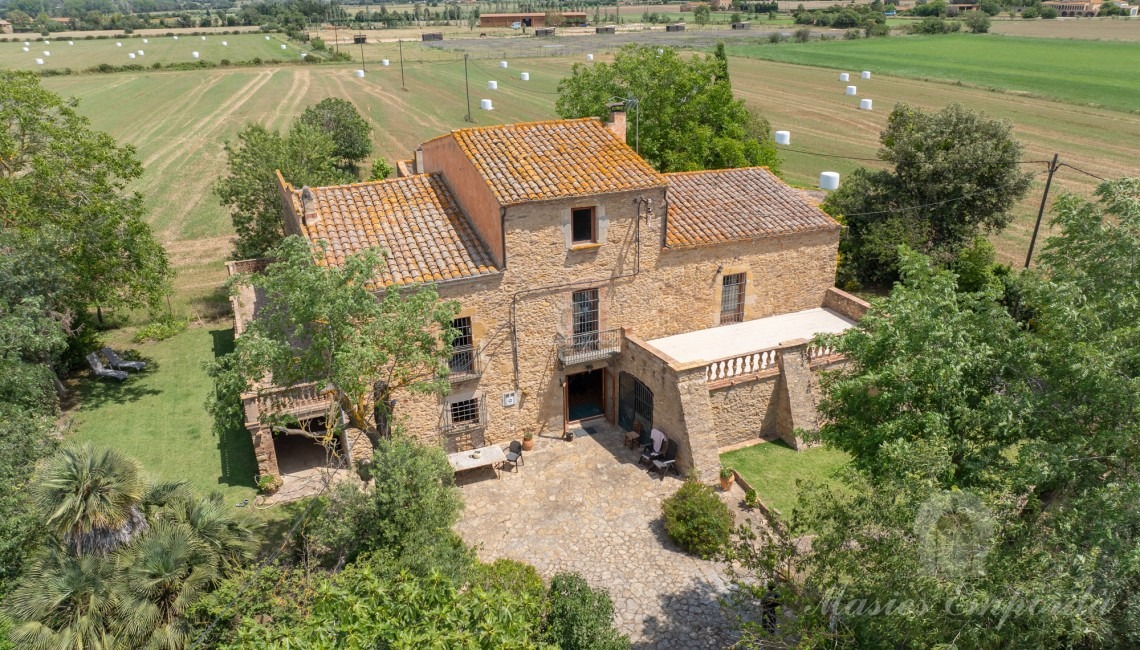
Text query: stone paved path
454 424 741 649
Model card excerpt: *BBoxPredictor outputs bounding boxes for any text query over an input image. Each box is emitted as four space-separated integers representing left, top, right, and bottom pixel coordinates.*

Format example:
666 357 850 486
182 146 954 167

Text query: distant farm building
0 20 12 34
479 12 588 28
1040 0 1101 14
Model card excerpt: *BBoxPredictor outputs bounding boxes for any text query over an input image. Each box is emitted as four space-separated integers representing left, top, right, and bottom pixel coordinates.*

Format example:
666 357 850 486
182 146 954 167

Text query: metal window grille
571 207 595 243
449 397 481 425
572 288 600 350
721 273 746 324
449 317 476 377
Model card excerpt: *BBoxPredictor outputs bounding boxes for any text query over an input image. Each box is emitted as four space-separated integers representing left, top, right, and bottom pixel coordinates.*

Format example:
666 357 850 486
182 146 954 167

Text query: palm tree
32 443 146 555
113 522 217 650
160 493 255 569
5 546 119 650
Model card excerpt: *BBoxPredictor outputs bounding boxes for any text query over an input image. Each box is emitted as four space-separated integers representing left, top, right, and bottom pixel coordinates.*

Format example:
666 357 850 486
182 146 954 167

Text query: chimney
300 186 319 227
414 147 425 174
605 101 627 144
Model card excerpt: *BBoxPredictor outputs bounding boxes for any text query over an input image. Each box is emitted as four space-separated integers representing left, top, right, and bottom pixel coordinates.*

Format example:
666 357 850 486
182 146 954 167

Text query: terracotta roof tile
293 173 497 286
664 167 839 248
446 118 665 205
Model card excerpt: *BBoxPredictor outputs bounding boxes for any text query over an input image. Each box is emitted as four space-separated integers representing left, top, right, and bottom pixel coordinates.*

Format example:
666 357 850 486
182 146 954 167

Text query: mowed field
727 34 1140 113
36 35 1140 315
0 32 306 71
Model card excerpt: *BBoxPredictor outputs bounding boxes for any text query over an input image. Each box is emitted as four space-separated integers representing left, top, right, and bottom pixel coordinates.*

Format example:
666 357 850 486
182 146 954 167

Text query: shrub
370 158 394 180
865 21 891 37
1040 5 1059 18
662 479 732 559
793 26 812 42
544 573 631 650
966 13 991 32
1021 6 1040 18
471 558 546 603
131 316 188 343
844 28 862 39
768 31 787 43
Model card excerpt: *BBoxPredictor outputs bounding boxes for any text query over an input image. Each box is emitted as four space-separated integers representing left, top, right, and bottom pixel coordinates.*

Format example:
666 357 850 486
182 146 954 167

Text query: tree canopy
729 178 1140 647
217 121 354 260
823 102 1033 287
297 97 373 169
0 70 170 327
209 236 459 452
556 44 780 174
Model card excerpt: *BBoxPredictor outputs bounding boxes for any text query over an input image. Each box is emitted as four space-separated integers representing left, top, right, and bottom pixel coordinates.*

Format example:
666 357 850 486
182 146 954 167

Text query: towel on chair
650 428 666 453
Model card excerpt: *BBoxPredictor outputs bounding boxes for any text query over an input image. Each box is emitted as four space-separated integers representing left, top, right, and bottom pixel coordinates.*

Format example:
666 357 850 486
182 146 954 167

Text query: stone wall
823 286 871 321
612 334 720 482
709 373 779 448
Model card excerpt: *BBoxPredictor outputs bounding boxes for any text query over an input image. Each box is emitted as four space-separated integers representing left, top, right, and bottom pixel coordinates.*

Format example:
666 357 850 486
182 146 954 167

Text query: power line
781 145 1052 168
1058 163 1107 182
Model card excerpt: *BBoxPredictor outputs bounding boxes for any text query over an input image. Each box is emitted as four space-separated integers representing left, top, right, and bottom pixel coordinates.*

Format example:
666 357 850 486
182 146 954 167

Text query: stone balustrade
705 348 780 383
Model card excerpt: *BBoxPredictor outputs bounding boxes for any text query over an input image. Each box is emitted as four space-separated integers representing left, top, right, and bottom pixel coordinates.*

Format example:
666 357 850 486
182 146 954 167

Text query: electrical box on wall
502 391 518 407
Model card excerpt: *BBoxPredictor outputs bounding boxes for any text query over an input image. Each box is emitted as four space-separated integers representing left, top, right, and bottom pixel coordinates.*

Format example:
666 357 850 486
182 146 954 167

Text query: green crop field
0 32 306 71
726 34 1140 113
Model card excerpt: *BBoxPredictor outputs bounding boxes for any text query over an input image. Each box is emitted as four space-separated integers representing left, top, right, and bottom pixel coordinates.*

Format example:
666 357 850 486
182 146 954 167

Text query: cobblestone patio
454 423 742 649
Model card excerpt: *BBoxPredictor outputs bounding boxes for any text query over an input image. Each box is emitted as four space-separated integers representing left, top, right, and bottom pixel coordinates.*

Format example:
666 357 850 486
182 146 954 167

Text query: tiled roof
293 173 498 286
445 118 665 205
664 167 839 248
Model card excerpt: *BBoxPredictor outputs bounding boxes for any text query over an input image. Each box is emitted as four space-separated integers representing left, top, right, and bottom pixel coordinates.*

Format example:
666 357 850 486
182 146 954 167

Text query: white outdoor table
447 444 506 479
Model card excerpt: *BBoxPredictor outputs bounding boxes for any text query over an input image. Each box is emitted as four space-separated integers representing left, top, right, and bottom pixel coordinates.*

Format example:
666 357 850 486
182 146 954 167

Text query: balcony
448 345 482 383
555 328 622 367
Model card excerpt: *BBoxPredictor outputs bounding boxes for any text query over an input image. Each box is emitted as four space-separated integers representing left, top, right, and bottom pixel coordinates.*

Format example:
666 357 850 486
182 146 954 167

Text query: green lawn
720 440 850 516
726 34 1140 113
69 326 259 506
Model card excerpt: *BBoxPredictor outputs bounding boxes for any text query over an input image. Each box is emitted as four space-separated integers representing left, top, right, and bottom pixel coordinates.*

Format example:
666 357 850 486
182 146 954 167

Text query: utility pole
1024 153 1060 269
463 54 473 122
359 38 366 71
399 39 406 91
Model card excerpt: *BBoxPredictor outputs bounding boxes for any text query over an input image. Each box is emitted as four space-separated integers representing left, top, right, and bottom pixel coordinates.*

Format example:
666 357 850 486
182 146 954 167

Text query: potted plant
257 473 281 495
743 488 759 510
719 466 735 492
521 431 535 451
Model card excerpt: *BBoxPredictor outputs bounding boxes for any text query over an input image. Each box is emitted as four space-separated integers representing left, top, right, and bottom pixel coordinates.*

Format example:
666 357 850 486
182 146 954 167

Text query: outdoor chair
502 440 524 473
86 353 128 382
640 428 667 467
101 347 146 373
651 440 678 480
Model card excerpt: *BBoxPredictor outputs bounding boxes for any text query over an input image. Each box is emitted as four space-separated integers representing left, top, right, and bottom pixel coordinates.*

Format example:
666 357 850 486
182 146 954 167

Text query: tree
823 103 1032 286
296 97 373 170
556 45 780 174
306 437 465 568
0 71 170 329
209 236 459 450
32 443 147 556
544 573 631 650
370 158 394 181
694 4 711 24
217 121 353 260
6 445 255 648
727 181 1140 646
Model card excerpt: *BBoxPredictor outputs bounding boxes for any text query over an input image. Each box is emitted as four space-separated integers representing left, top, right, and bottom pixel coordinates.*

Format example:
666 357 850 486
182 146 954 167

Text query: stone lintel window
571 206 596 244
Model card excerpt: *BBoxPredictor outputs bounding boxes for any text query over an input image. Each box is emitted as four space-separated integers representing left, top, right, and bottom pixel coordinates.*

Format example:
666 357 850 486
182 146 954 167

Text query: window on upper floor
571 207 596 244
721 273 746 324
448 317 477 380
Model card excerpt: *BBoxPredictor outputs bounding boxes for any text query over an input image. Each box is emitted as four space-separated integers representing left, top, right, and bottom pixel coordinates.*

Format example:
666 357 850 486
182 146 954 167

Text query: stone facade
239 117 856 482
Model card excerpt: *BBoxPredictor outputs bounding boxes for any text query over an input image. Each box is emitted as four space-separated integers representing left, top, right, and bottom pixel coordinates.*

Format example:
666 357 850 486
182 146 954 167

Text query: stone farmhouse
229 107 868 485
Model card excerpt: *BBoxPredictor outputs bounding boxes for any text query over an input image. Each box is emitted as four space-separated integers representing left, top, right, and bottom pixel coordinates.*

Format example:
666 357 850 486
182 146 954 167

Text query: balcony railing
555 328 622 367
439 398 488 436
246 381 332 425
706 348 779 383
448 345 482 382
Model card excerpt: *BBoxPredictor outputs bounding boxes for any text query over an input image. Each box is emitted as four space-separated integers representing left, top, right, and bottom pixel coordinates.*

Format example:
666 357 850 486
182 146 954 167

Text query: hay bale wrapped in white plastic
819 172 840 191
845 85 857 96
487 80 498 90
775 130 790 146
859 98 873 110
861 70 871 79
192 51 200 59
354 70 365 78
499 60 508 68
839 72 849 82
480 98 493 110
520 72 529 81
